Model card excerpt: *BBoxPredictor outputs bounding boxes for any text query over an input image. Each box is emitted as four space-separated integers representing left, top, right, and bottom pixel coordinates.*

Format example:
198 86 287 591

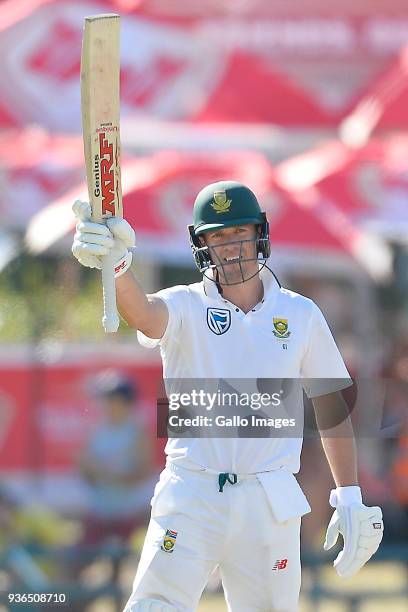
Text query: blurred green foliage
0 254 133 341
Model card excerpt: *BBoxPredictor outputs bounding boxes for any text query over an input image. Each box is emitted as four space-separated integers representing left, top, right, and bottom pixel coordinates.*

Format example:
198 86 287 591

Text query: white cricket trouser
124 463 303 612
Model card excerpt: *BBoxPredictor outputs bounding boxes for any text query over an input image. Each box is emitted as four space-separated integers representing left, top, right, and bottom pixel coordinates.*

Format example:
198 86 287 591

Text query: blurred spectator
387 339 408 541
78 370 153 547
0 487 49 593
354 337 408 544
0 486 75 592
64 371 155 610
391 434 408 510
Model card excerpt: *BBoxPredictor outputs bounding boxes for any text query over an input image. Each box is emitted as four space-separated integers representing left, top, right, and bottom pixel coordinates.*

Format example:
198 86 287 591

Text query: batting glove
71 200 135 277
323 486 384 578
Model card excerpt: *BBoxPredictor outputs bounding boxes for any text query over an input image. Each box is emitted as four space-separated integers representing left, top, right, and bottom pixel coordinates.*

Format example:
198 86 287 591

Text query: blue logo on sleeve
207 308 231 335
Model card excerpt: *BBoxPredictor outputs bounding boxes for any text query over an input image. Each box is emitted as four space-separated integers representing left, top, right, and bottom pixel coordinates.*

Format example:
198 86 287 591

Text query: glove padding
324 503 383 578
71 200 135 275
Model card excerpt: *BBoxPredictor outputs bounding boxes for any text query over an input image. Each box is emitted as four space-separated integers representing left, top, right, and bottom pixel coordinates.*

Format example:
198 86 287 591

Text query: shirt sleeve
137 285 186 349
301 302 352 398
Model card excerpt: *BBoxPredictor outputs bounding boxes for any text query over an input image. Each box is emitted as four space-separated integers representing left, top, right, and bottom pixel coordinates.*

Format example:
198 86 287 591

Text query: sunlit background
0 0 407 610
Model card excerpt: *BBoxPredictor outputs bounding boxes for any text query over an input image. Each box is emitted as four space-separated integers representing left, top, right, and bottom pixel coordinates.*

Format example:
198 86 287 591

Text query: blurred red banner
0 358 162 472
274 135 408 242
341 45 408 142
1 0 408 130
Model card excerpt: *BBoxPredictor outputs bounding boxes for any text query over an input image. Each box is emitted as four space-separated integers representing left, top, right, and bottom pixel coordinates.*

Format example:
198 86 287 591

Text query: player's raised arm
71 200 168 338
115 272 168 338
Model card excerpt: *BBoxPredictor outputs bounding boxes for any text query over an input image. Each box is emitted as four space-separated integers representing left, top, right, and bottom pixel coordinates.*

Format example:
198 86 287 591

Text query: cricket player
72 181 384 611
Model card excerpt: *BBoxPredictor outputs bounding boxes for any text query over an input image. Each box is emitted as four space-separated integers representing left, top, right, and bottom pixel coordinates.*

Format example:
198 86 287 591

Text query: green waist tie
218 472 238 492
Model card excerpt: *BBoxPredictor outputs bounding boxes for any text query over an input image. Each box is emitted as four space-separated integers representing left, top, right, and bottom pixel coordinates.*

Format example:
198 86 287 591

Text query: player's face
202 224 259 284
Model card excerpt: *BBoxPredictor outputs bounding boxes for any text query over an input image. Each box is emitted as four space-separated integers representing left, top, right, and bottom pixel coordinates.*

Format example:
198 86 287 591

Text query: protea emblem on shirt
161 529 178 553
207 308 231 335
211 190 232 213
273 317 291 339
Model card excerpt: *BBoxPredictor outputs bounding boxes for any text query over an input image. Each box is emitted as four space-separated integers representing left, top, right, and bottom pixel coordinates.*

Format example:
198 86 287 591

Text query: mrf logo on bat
93 125 120 217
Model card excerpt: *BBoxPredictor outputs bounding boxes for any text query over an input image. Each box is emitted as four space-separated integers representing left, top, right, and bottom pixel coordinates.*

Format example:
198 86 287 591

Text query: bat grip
101 251 120 333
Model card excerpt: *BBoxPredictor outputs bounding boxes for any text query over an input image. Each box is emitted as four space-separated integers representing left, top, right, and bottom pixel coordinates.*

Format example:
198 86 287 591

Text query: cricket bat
80 14 123 333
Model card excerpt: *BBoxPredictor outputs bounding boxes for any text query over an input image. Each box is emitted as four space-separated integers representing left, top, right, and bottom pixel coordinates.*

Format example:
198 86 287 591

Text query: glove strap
329 486 362 508
114 251 132 278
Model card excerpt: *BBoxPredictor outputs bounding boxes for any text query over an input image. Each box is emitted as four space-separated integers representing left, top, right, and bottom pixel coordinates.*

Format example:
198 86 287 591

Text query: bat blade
81 13 123 333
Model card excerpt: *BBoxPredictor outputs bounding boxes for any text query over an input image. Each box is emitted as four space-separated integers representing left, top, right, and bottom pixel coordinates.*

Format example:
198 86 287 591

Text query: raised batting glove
71 200 135 277
323 486 384 578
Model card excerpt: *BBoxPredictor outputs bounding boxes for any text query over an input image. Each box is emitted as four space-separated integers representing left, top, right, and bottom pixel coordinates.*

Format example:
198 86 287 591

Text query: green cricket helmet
188 180 270 274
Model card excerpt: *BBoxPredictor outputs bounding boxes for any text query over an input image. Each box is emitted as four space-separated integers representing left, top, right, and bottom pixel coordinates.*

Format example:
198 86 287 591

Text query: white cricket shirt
137 267 351 474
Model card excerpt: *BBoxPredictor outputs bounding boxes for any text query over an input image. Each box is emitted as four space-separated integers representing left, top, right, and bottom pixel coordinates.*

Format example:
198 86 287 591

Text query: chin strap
215 268 223 295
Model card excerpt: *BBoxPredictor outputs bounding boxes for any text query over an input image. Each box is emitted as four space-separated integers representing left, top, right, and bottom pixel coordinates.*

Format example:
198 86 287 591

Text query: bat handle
101 251 120 333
